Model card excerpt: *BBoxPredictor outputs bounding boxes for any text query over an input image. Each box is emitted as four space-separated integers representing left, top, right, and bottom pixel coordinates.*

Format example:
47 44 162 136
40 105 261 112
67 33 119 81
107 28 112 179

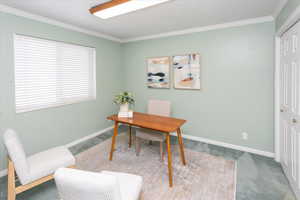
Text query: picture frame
172 54 201 90
147 56 170 89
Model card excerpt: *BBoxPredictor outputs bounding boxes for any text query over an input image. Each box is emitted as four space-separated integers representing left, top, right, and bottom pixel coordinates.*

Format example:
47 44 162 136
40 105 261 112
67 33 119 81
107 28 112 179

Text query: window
14 34 96 113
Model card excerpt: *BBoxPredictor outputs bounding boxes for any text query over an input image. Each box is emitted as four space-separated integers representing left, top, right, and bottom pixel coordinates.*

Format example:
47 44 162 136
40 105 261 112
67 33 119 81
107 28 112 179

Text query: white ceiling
0 0 285 41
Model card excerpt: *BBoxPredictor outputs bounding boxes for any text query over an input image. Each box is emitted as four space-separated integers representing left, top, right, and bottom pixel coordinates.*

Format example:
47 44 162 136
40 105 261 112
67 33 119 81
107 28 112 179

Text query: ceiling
0 0 285 41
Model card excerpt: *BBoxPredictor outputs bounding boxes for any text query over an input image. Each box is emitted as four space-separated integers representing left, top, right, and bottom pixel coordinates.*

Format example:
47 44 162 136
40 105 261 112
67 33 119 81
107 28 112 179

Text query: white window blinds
14 34 96 113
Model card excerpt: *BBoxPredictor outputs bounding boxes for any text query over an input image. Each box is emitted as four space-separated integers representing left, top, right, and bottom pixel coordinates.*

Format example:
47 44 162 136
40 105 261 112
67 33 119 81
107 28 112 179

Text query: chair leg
128 125 132 148
160 141 164 161
7 159 16 200
136 137 141 156
6 158 75 200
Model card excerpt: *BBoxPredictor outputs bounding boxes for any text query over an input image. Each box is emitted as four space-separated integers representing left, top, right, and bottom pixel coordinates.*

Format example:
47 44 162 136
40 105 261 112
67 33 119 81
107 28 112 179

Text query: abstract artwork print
147 56 170 88
173 54 200 90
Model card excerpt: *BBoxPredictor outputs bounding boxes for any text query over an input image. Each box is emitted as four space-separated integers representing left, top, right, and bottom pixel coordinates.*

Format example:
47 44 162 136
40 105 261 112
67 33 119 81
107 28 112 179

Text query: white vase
119 103 129 112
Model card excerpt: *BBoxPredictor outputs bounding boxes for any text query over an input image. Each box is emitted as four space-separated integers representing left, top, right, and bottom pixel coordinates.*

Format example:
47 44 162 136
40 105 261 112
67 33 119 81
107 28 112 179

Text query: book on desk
118 110 133 118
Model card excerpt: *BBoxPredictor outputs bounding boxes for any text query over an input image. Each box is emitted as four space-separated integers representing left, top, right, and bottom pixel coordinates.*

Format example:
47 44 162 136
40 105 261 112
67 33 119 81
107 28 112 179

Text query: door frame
275 5 300 162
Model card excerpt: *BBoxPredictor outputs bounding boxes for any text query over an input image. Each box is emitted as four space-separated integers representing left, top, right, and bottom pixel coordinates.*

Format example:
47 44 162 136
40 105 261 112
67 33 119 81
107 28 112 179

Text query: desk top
107 112 186 133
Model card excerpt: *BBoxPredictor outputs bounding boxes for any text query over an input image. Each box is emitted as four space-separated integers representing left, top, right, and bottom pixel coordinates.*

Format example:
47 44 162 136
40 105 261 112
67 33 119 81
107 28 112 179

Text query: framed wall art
172 54 201 90
147 56 170 88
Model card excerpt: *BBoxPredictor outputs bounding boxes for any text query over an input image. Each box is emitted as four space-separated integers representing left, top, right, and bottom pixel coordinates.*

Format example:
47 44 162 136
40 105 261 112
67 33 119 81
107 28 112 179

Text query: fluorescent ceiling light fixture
90 0 171 19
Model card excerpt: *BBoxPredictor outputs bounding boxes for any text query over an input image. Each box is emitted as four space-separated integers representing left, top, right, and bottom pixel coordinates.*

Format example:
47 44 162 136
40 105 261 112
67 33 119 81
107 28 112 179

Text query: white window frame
14 34 97 113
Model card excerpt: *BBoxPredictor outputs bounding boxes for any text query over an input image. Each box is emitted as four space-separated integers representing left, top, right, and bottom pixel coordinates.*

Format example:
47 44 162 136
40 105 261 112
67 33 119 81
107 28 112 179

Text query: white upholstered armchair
3 129 76 200
54 168 143 200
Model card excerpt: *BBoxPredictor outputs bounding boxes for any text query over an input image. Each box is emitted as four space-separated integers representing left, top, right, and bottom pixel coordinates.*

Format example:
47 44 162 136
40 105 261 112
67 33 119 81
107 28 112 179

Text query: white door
280 20 300 198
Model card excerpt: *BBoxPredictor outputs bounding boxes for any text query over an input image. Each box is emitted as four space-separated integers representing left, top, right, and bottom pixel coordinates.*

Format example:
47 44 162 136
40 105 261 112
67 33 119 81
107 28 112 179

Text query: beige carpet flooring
75 134 237 200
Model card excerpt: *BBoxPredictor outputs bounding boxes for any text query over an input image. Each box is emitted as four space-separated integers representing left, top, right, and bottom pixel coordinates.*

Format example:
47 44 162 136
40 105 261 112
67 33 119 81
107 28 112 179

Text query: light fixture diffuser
90 0 171 19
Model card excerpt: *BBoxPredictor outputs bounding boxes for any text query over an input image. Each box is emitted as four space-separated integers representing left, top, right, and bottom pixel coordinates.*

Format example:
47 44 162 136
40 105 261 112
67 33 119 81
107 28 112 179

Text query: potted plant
113 91 134 113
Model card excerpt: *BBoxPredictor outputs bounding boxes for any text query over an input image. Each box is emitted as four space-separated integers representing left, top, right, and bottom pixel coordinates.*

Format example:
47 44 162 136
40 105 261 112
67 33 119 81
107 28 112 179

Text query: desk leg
177 128 186 165
109 121 119 161
166 133 173 187
129 125 132 148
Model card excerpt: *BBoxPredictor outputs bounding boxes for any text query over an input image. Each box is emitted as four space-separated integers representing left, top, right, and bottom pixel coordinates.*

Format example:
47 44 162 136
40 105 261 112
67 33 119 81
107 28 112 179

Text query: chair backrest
54 168 122 200
148 100 171 117
3 129 30 184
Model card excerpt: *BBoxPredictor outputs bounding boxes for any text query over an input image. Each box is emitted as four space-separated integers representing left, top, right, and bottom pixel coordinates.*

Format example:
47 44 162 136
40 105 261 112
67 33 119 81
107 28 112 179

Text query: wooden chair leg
128 126 132 148
7 159 16 200
160 141 164 161
6 158 75 200
136 137 141 156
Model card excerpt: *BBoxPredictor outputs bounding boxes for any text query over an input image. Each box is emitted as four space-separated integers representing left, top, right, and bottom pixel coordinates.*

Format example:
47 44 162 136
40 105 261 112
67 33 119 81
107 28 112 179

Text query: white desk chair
135 100 171 160
3 129 75 200
54 168 143 200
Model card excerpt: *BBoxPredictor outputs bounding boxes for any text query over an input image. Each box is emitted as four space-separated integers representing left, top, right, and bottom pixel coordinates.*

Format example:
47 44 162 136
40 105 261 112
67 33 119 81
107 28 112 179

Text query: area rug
75 134 236 200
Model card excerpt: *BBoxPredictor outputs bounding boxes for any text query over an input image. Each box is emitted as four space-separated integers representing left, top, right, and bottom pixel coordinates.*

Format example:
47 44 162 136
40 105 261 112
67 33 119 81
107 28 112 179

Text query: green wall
122 22 275 152
0 12 123 171
0 10 276 172
276 0 300 31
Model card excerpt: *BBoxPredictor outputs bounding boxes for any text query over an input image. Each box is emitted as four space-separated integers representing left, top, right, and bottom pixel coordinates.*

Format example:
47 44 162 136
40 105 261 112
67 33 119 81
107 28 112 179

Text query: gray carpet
76 134 236 200
0 126 296 200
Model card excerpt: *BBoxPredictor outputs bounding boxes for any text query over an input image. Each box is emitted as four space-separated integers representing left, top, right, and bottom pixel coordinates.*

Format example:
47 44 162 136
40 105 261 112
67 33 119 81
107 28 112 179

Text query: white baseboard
66 126 114 148
170 132 275 158
0 126 274 178
0 126 114 178
282 164 299 199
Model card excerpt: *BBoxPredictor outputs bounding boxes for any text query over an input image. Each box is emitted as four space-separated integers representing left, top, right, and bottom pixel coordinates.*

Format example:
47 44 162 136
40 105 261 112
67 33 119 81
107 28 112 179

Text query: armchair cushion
3 129 30 185
102 171 143 200
27 146 75 184
148 99 171 117
54 168 122 200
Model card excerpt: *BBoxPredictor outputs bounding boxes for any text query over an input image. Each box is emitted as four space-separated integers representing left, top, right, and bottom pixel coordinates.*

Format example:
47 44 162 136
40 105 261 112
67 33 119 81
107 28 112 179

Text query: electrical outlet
242 132 248 140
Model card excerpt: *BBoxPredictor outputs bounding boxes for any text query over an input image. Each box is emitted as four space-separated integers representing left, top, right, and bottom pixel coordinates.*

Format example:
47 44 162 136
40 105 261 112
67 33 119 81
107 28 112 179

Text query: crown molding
0 4 275 44
122 16 274 43
273 0 288 18
276 4 300 36
0 4 122 42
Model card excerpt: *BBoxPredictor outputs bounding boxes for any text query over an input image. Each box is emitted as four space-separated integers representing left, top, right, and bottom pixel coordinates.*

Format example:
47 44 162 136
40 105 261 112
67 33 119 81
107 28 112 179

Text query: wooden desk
107 112 187 187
